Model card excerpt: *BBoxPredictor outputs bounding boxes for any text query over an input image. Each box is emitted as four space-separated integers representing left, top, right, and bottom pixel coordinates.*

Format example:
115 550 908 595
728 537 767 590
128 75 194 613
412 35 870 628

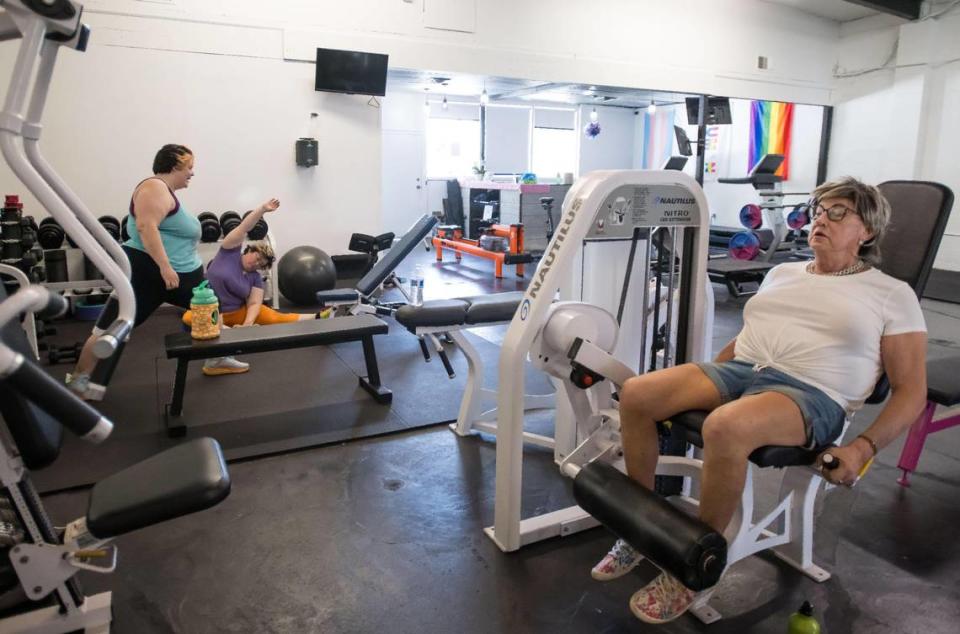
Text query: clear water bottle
409 264 424 306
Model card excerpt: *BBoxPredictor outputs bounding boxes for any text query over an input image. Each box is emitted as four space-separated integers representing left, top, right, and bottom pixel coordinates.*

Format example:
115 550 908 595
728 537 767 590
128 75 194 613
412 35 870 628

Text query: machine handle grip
5 354 113 443
36 290 67 320
92 318 132 359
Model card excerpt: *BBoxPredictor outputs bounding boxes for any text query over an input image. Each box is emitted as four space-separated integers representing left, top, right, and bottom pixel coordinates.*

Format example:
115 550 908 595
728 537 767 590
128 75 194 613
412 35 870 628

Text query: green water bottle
190 280 220 340
788 601 821 634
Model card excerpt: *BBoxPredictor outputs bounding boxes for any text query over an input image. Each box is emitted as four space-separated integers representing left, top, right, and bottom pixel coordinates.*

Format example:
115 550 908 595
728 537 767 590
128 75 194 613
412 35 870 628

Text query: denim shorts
695 360 846 448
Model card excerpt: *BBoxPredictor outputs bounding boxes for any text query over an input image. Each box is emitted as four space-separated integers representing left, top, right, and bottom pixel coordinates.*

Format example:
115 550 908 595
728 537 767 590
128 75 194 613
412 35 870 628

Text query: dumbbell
98 215 122 241
37 217 65 249
738 203 763 230
47 342 84 365
242 210 269 240
121 215 131 241
198 212 222 243
786 202 811 230
19 219 36 249
220 210 241 236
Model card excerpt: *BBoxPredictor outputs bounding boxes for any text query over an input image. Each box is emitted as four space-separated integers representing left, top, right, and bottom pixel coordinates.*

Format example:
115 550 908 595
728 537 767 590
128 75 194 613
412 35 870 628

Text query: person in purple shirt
183 199 327 375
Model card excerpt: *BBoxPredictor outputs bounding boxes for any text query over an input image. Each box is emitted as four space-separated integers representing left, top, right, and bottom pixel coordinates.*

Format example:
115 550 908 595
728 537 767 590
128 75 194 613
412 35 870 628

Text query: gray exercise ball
277 245 337 305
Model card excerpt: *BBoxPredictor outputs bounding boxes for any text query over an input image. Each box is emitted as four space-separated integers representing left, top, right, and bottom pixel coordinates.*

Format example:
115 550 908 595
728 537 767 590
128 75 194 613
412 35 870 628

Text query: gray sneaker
202 356 250 376
65 373 106 401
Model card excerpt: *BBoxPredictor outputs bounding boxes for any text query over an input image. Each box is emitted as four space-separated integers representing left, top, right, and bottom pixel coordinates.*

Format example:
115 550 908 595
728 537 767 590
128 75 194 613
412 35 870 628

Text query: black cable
649 228 666 373
616 227 642 326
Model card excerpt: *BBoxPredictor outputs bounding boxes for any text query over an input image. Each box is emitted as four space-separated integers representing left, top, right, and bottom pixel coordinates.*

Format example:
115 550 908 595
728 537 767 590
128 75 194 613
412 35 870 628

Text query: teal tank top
123 179 202 272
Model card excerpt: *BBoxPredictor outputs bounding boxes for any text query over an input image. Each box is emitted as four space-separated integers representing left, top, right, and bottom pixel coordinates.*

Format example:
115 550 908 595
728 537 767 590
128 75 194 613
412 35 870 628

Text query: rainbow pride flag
749 101 794 179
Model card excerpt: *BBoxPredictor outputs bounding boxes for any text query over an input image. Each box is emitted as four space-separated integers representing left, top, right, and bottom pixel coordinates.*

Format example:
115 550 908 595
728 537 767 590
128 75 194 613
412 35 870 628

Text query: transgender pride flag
641 108 676 169
749 101 794 179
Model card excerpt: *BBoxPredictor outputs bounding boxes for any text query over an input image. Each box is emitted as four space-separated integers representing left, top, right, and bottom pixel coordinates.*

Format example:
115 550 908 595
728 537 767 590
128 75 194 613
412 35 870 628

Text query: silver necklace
806 259 868 276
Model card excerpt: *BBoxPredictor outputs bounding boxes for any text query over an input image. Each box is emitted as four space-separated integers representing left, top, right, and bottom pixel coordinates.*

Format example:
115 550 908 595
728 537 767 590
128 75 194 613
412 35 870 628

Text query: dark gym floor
39 248 960 633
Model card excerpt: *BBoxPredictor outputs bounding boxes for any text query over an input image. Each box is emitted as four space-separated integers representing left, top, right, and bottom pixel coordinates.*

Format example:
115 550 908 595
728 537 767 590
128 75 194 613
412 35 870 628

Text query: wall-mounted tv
684 96 732 125
314 48 389 96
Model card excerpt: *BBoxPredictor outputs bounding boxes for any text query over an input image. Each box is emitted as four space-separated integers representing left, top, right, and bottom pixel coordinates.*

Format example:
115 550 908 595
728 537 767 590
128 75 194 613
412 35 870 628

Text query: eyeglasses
810 203 859 223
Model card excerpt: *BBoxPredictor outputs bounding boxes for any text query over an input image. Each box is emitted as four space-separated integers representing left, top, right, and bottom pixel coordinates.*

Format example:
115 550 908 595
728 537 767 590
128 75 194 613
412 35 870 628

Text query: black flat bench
394 291 524 332
164 315 391 436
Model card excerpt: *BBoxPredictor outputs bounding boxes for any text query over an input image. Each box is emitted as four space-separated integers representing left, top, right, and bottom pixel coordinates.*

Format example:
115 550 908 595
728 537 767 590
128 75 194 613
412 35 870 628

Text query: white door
381 130 426 235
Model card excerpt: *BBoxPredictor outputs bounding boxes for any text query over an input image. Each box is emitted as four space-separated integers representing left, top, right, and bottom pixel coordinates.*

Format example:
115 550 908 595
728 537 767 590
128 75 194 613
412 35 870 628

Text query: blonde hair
243 241 275 269
811 176 891 266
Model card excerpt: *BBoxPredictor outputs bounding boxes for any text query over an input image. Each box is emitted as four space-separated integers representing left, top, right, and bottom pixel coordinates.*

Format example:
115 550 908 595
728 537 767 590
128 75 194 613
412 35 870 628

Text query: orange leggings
182 305 304 328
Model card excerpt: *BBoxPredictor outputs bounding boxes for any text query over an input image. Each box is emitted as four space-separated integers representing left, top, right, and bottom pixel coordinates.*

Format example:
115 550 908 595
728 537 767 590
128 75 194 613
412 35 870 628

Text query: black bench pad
928 355 960 406
395 300 469 330
707 258 775 274
316 289 362 304
165 315 387 360
393 292 524 332
670 410 824 468
87 437 230 538
463 291 524 324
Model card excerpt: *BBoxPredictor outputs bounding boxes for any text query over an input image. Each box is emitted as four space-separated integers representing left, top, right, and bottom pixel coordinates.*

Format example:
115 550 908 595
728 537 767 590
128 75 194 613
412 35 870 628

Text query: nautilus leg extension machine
487 170 871 623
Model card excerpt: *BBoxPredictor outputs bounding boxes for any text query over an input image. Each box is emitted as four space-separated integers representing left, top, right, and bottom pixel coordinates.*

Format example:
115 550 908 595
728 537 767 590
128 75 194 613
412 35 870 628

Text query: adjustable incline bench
316 214 439 312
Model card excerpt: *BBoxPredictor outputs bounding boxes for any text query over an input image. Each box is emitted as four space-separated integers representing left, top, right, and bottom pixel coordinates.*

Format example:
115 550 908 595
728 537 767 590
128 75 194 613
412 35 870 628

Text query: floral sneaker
65 373 105 401
629 572 697 624
591 539 642 581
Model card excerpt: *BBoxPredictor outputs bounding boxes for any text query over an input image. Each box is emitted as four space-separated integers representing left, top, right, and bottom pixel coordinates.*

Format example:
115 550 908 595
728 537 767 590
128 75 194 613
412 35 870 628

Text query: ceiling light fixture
589 107 599 123
442 96 449 110
647 101 657 115
480 88 489 105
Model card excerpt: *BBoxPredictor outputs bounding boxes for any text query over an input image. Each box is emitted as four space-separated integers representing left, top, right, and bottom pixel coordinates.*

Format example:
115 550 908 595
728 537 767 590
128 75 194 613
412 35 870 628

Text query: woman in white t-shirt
594 176 929 624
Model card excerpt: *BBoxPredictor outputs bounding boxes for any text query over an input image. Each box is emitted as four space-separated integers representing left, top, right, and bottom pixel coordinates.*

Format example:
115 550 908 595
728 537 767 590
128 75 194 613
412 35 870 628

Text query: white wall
578 106 637 174
829 8 960 270
78 0 841 104
0 41 381 257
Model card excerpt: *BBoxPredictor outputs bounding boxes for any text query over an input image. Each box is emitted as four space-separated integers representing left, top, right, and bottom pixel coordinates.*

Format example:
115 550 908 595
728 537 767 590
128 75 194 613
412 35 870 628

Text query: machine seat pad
927 355 960 406
86 438 230 539
316 289 361 304
669 410 826 468
462 291 524 324
394 299 469 331
707 258 776 274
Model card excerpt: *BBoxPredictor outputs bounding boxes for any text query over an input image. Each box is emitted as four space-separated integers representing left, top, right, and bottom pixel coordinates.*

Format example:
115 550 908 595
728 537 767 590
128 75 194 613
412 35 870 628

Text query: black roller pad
572 461 726 591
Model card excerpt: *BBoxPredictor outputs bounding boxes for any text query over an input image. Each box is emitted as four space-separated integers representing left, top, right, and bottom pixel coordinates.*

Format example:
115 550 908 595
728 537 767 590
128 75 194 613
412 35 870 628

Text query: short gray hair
812 176 891 267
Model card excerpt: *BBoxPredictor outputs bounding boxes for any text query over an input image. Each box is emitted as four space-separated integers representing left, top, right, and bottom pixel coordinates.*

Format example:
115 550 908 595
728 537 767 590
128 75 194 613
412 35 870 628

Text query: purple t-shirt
206 246 263 312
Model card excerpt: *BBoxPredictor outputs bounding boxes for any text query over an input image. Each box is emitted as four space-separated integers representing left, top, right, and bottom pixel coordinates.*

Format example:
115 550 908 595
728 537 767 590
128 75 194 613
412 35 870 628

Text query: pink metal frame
897 401 960 486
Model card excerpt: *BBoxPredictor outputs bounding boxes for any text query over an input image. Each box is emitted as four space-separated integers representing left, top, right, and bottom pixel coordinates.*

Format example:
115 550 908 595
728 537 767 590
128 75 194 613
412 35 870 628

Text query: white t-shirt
734 262 926 414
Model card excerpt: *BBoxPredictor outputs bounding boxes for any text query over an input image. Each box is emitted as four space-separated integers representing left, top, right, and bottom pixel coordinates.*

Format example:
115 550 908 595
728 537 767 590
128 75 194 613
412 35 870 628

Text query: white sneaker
202 356 250 376
65 373 106 401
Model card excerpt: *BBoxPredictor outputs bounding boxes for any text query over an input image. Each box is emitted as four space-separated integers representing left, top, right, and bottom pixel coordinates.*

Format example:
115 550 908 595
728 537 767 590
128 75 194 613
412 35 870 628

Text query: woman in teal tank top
67 144 248 398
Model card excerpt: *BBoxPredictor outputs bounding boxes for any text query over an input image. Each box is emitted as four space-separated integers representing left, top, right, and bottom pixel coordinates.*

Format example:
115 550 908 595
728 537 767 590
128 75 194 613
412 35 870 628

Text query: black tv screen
685 96 732 125
315 48 388 96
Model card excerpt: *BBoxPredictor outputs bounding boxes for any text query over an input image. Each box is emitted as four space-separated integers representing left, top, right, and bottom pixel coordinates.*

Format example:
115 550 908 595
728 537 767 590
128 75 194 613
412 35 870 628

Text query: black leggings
95 245 204 330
